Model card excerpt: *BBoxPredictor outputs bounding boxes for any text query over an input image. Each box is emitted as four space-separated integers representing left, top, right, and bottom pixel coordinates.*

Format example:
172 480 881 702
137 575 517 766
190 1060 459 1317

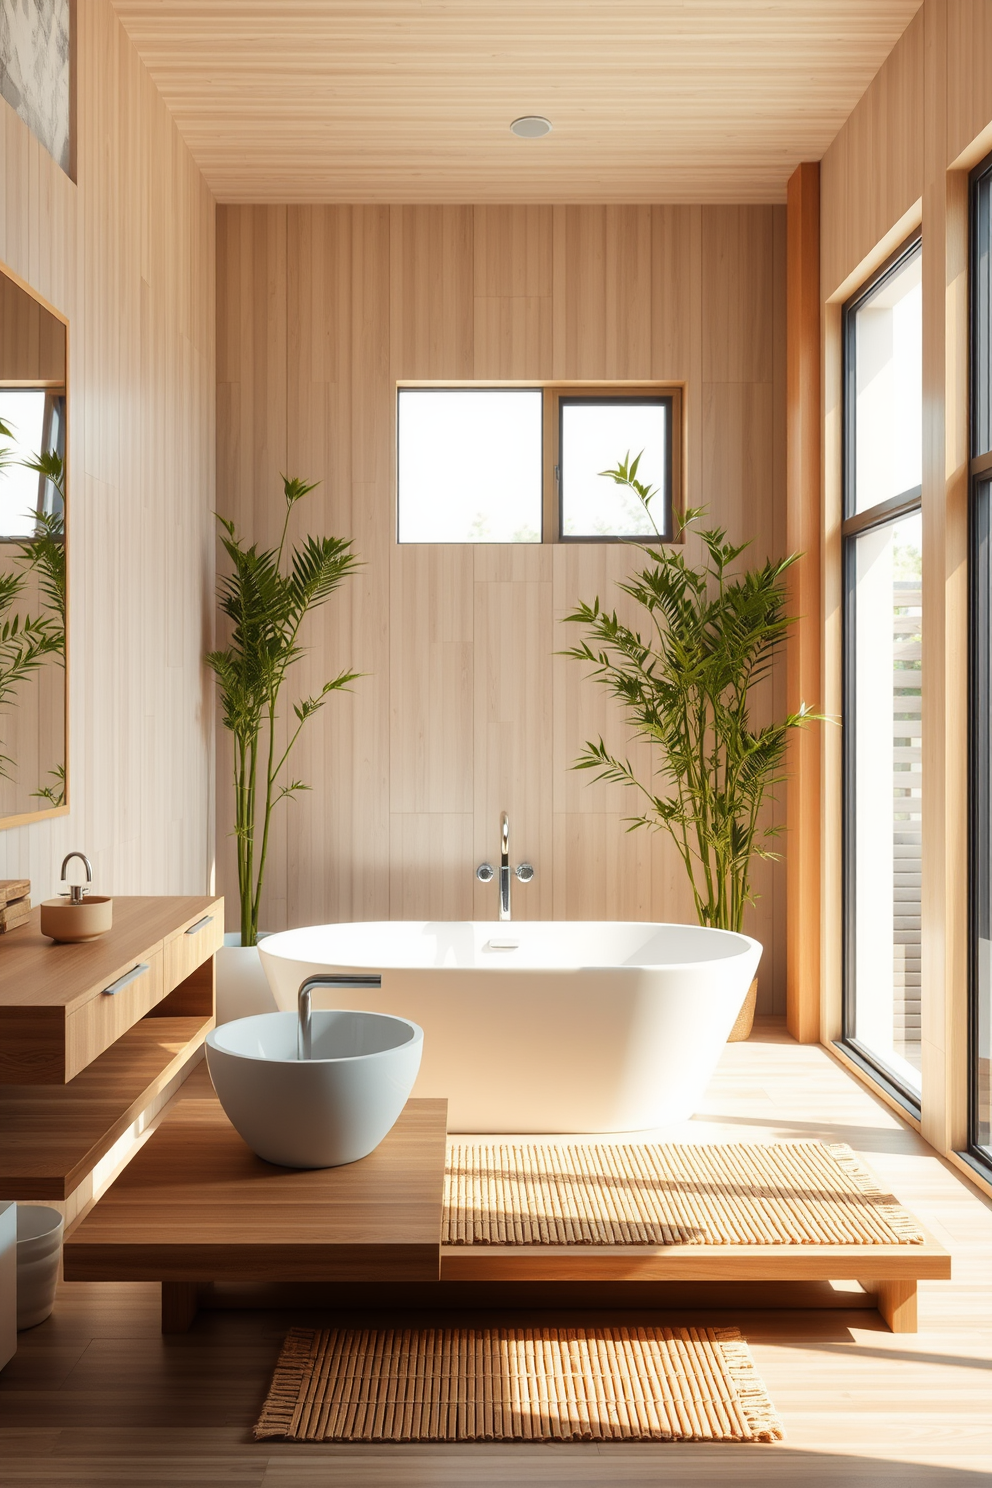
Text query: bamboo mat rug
443 1141 925 1246
255 1325 783 1444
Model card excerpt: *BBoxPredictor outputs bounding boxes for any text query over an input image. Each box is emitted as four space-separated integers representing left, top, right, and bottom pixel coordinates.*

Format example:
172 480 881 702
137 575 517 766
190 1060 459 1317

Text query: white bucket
16 1205 63 1330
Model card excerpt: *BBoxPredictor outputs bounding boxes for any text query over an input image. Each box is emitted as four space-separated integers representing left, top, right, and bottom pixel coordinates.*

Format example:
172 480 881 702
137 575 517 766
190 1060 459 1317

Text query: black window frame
557 392 675 544
967 150 992 1179
840 232 924 1117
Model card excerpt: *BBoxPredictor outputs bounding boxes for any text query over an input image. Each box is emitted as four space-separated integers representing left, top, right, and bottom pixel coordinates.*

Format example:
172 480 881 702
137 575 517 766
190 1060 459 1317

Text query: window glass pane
851 247 922 514
0 388 47 538
560 399 669 538
397 388 542 543
973 479 992 1156
975 168 992 457
850 511 922 1095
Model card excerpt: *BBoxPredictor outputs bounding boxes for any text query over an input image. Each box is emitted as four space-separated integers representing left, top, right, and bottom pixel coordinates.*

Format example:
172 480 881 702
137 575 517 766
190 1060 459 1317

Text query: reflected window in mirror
0 388 65 537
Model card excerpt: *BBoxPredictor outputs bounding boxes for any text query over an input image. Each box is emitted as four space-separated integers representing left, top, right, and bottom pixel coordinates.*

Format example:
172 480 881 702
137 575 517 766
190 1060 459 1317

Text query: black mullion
969 477 992 1166
968 154 992 1173
842 487 923 540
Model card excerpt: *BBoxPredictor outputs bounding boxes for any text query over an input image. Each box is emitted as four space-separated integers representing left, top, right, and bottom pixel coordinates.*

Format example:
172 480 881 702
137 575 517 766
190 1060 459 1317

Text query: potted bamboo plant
207 475 360 1019
563 455 816 1040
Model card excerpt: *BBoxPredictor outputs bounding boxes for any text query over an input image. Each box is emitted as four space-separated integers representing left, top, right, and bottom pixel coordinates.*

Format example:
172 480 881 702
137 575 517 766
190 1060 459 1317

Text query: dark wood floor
1 1022 990 1486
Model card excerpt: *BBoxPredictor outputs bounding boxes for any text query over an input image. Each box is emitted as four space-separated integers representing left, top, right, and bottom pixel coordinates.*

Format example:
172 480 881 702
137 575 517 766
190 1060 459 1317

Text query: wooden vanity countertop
0 896 222 1013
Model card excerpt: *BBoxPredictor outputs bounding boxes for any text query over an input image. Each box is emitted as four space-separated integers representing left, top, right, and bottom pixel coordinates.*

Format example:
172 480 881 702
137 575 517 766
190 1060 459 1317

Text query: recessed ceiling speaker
510 116 552 139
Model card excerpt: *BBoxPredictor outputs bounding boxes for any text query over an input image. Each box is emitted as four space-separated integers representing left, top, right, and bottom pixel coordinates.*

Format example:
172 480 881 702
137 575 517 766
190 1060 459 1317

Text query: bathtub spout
499 812 511 920
475 813 534 920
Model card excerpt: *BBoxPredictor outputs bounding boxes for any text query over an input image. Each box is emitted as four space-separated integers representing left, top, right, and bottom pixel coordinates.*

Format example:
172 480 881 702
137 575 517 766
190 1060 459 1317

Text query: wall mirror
0 262 67 827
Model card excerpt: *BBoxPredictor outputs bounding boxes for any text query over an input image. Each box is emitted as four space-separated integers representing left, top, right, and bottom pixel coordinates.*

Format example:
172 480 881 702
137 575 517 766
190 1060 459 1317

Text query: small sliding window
841 234 923 1112
396 384 680 544
558 392 675 541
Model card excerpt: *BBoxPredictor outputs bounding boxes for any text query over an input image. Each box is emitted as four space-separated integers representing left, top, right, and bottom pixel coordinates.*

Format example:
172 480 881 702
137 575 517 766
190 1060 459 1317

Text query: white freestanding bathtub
259 921 761 1133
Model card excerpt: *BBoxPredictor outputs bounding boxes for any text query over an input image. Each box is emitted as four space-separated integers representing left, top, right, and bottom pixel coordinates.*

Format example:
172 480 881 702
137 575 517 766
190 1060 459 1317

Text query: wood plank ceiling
109 0 923 203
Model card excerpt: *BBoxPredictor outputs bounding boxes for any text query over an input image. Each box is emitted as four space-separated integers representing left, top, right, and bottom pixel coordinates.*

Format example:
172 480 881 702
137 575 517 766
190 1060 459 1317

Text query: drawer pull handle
103 963 150 996
185 915 214 937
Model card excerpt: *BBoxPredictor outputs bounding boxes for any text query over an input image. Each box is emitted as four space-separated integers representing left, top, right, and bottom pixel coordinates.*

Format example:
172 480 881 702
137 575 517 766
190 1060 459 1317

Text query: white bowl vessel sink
205 1009 423 1168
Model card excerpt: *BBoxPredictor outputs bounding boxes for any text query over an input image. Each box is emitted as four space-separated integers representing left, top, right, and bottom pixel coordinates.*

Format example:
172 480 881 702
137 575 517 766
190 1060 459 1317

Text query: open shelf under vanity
0 895 223 1209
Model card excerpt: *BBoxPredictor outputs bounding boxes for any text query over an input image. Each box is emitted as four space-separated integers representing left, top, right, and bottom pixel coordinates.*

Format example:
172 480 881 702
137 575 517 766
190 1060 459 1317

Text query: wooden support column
161 1282 199 1334
859 1278 919 1333
786 161 823 1043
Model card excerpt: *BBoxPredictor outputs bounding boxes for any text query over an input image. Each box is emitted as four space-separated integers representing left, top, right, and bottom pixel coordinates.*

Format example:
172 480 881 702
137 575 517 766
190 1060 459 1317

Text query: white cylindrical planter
16 1205 63 1330
215 931 278 1026
0 1202 15 1368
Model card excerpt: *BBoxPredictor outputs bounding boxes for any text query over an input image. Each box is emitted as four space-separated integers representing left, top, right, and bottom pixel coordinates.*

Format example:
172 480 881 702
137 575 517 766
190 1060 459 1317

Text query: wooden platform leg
161 1282 198 1334
859 1279 918 1332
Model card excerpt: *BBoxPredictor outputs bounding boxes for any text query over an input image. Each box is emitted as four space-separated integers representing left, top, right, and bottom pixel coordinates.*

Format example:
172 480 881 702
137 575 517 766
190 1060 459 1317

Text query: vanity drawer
164 901 223 992
64 948 165 1081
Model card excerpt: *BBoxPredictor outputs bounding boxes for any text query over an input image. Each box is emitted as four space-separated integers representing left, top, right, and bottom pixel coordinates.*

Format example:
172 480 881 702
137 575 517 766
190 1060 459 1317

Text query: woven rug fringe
825 1142 927 1243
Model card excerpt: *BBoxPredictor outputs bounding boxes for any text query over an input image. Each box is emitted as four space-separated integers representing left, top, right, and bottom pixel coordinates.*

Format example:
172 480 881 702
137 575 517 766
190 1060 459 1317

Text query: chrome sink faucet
476 811 534 920
60 851 93 904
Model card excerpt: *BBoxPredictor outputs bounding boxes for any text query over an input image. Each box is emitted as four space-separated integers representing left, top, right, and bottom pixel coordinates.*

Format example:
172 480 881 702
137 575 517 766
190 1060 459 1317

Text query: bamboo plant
562 453 816 934
206 476 360 946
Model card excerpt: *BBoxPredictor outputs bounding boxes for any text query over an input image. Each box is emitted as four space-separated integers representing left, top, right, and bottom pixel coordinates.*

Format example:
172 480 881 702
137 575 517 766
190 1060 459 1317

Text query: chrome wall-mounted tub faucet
476 811 534 920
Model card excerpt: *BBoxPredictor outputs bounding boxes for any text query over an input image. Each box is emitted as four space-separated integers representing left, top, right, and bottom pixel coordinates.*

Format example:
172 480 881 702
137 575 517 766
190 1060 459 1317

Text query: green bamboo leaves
563 499 817 934
206 476 361 946
18 449 67 649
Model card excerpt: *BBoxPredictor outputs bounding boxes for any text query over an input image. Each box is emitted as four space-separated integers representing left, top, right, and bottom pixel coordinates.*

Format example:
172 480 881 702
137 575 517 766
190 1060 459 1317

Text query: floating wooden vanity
0 896 222 1204
0 897 222 1084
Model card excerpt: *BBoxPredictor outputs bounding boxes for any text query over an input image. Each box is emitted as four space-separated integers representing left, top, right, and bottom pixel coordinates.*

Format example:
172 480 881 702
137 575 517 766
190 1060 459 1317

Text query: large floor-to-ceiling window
842 236 924 1107
970 156 992 1172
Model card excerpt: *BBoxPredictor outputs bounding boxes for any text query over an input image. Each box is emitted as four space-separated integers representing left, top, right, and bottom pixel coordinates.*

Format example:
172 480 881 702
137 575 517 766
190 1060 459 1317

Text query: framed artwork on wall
0 0 72 178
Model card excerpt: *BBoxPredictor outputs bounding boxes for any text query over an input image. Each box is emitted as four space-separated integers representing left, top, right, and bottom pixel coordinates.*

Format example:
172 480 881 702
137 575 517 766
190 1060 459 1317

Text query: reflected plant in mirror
0 414 65 804
0 264 68 825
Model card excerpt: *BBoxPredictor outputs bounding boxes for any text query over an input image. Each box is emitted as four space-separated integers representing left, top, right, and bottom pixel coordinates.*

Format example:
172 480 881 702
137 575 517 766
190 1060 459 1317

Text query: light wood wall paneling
785 163 823 1045
286 205 355 928
947 0 992 169
649 205 699 383
0 0 214 904
217 203 788 1005
472 205 553 380
820 8 925 301
698 206 788 1000
347 206 392 922
215 205 288 931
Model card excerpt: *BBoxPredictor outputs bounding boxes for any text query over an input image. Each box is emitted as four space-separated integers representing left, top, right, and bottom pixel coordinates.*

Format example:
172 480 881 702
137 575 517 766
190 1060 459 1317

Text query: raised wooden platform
440 1242 949 1332
64 1073 449 1331
0 1014 212 1199
63 1066 949 1335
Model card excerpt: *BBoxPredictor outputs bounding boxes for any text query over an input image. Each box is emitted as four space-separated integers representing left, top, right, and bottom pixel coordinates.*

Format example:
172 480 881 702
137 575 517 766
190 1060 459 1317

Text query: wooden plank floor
0 1018 989 1486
